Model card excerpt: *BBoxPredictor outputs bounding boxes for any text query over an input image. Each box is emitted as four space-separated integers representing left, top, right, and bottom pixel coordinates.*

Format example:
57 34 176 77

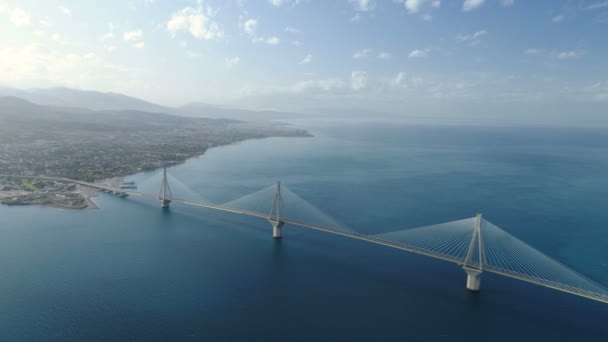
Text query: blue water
1 121 608 341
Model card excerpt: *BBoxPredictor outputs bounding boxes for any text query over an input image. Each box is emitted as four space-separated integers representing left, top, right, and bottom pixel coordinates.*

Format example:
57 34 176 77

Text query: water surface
1 121 608 341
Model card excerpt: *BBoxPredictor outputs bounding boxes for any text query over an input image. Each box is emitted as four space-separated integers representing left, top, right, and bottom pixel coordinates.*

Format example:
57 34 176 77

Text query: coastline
81 176 125 209
0 129 312 211
0 175 124 210
83 193 99 209
82 133 313 209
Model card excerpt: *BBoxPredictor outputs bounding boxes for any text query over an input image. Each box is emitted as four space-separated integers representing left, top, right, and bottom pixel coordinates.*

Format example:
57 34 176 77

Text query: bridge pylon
158 167 173 208
268 181 285 238
463 213 485 291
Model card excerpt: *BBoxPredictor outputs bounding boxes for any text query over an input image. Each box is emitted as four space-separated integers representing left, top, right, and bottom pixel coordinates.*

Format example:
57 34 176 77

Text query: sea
1 120 608 341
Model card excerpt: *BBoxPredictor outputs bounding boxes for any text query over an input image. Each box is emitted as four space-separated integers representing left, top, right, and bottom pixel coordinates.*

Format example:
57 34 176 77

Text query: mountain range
0 86 302 121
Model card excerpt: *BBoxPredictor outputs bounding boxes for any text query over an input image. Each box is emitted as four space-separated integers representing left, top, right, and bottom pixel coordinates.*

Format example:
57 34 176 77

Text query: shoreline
0 175 123 211
84 194 99 209
0 130 312 211
81 175 125 209
82 133 313 209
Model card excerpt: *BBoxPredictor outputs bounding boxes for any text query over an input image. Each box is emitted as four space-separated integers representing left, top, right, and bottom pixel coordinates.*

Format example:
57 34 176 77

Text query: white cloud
405 0 422 13
0 44 136 88
350 0 375 11
299 53 312 65
265 36 280 45
291 78 347 93
457 30 487 46
462 0 485 12
523 49 585 60
269 0 303 6
523 48 543 55
576 81 608 102
377 52 392 60
390 72 407 87
351 13 361 22
101 22 116 41
586 1 608 10
404 0 440 13
351 71 367 90
556 51 585 60
388 71 427 89
8 8 31 27
122 30 144 48
58 6 71 15
244 19 257 35
292 40 303 47
244 18 280 45
284 26 300 33
51 33 61 42
123 29 143 41
408 48 429 58
457 30 487 41
499 0 514 6
552 15 564 23
352 49 371 59
167 6 223 40
225 56 240 68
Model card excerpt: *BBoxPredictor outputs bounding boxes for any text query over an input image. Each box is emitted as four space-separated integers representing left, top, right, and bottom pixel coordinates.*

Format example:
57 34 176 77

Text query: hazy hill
0 87 304 121
174 102 302 121
0 96 240 129
0 87 169 113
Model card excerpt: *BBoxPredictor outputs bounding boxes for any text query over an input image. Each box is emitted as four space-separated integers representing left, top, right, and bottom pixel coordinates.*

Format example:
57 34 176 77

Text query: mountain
0 96 238 126
0 87 305 121
173 102 303 121
0 96 79 121
0 87 169 113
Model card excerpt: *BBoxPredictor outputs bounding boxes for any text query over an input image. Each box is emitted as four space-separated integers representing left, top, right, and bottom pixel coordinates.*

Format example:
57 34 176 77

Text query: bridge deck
2 174 608 305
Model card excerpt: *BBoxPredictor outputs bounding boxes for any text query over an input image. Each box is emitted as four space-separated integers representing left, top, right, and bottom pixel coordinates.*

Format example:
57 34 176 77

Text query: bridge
3 170 608 305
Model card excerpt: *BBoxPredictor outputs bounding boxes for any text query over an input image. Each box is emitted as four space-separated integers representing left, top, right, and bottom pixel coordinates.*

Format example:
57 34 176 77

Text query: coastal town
0 175 126 209
0 97 310 209
0 177 91 209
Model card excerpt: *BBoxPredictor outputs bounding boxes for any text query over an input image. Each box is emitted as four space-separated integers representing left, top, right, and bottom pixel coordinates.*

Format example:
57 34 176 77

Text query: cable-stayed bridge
3 171 608 305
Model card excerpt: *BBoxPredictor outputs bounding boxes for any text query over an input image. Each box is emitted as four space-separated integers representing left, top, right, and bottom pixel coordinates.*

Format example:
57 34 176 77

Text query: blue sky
0 0 607 121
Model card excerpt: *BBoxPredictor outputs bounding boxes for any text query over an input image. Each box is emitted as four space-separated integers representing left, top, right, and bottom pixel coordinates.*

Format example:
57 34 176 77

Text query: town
0 97 310 208
0 97 309 182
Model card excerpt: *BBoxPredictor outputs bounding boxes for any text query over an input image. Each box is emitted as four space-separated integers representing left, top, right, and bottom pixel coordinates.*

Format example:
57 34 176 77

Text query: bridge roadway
2 174 608 304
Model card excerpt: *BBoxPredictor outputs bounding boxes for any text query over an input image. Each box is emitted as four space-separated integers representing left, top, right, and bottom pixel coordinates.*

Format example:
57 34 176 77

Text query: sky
0 0 607 122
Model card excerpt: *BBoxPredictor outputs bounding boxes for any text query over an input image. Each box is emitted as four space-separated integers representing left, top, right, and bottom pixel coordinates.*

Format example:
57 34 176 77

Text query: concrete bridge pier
464 268 482 291
268 181 285 239
159 167 173 209
270 220 284 239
